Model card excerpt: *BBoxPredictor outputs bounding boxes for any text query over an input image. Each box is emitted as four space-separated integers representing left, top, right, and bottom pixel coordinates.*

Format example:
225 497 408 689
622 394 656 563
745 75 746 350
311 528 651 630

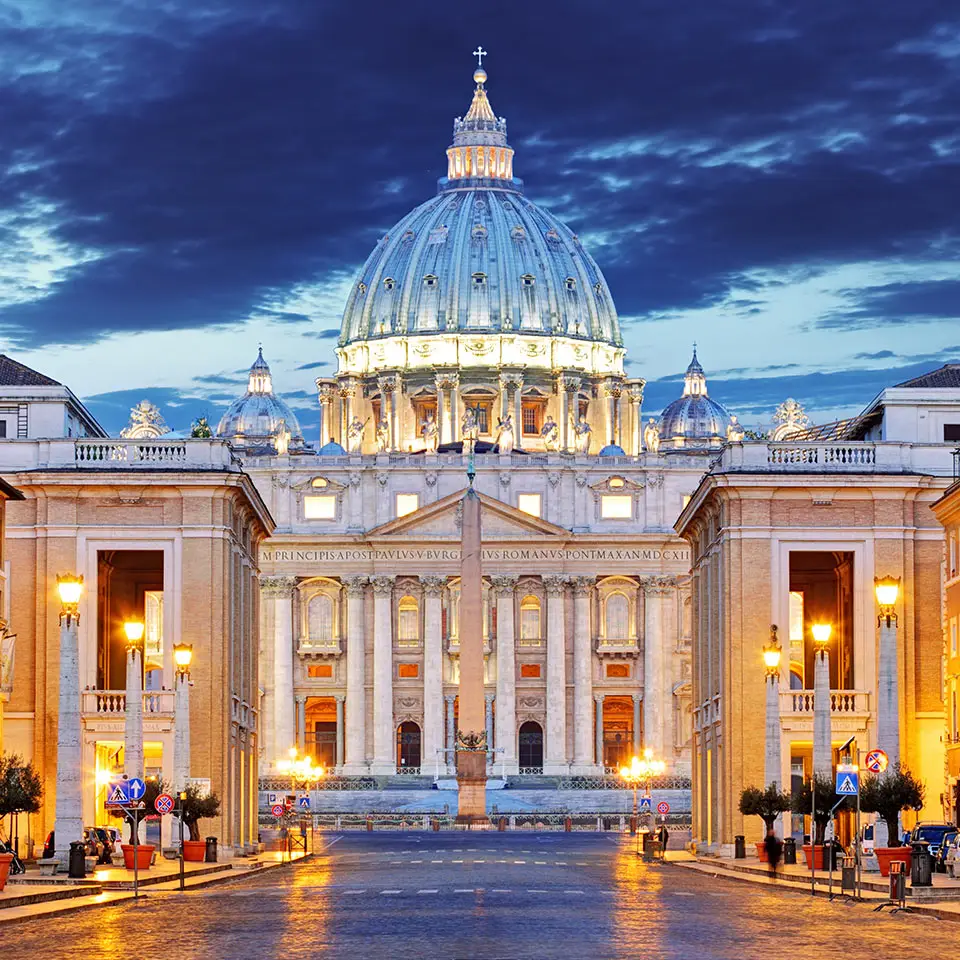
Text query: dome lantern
658 347 736 450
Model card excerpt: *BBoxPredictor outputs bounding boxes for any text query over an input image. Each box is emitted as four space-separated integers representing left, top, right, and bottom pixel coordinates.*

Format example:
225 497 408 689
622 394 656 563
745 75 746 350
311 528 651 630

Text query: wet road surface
10 833 959 959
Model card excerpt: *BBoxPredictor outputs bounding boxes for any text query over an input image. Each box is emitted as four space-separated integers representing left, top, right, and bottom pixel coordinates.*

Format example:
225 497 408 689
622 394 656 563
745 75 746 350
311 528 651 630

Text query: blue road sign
105 780 129 806
836 769 859 796
638 796 653 812
297 795 311 810
126 777 146 801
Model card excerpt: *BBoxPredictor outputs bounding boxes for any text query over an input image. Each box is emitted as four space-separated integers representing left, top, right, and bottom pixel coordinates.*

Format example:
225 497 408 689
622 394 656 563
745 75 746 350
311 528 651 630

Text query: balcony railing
82 689 175 716
595 636 640 656
297 638 342 658
0 438 239 472
780 690 870 715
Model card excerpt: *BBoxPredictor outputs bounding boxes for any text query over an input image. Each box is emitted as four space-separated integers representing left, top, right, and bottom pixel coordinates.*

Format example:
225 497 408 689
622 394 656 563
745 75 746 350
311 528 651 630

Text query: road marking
564 890 585 895
380 890 401 895
417 889 439 894
535 860 547 864
410 860 423 863
576 861 588 865
344 890 366 895
492 888 511 893
473 859 486 863
555 861 568 865
528 889 549 893
454 888 475 893
514 860 526 864
452 859 464 863
431 859 443 863
495 859 508 863
467 848 478 852
390 860 402 864
674 892 695 897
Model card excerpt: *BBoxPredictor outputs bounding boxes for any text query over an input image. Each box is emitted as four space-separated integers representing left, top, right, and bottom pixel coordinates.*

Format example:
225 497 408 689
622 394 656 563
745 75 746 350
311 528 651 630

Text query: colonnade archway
518 720 543 771
397 720 422 772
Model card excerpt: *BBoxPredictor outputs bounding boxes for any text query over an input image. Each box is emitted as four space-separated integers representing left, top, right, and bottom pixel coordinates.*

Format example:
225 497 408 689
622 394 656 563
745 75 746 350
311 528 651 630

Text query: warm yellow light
277 760 291 773
56 574 83 606
123 620 145 643
811 622 832 645
173 643 193 669
875 576 900 608
763 646 782 669
288 747 298 759
96 769 115 786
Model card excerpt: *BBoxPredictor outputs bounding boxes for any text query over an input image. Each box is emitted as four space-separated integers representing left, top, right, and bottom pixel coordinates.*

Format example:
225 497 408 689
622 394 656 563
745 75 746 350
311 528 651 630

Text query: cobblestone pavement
9 833 960 959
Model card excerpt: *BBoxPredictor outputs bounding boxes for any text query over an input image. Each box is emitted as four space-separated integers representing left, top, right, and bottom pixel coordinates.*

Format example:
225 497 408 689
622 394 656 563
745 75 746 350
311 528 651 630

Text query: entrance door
397 721 422 772
518 721 543 771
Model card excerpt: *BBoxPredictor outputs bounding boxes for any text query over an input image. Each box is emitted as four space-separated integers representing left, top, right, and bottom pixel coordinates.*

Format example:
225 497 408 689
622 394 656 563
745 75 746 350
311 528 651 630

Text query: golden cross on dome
473 46 487 67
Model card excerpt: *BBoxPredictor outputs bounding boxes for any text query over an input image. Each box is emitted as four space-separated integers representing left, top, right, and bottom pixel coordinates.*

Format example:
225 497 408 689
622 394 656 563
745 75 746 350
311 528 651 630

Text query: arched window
605 593 629 639
520 595 541 640
398 595 419 643
308 594 334 642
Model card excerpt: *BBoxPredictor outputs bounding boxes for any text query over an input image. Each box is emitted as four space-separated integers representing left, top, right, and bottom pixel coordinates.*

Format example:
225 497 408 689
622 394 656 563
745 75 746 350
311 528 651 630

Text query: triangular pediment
366 488 570 541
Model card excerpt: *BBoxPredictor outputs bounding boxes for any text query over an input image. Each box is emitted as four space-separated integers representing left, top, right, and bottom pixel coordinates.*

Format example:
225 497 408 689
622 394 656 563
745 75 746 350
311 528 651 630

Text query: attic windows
511 226 526 241
311 477 328 488
565 277 577 292
427 226 448 245
472 272 487 285
472 224 488 240
521 274 536 287
423 274 438 288
383 278 396 291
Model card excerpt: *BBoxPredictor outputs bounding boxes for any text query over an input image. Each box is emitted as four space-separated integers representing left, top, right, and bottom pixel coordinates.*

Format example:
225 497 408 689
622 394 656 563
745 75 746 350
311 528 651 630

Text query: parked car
934 830 958 873
909 822 956 869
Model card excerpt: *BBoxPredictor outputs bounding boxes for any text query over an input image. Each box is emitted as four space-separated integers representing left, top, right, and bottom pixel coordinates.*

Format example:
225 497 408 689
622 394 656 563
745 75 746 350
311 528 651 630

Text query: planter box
182 840 206 862
802 844 825 870
121 843 155 870
874 845 912 877
755 842 768 863
0 853 12 892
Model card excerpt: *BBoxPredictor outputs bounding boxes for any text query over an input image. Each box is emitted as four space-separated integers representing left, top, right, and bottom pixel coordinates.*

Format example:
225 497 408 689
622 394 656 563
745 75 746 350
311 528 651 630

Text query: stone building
676 366 960 854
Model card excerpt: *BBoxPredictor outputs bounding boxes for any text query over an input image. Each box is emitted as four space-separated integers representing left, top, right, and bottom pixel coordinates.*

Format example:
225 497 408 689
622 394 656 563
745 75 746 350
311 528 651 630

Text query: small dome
598 443 626 457
217 348 307 454
318 439 347 456
658 348 735 447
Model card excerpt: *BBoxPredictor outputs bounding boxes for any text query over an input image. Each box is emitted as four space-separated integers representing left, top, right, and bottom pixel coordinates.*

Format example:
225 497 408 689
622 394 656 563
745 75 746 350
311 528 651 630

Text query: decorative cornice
342 575 368 598
643 575 676 596
371 575 396 596
260 575 298 598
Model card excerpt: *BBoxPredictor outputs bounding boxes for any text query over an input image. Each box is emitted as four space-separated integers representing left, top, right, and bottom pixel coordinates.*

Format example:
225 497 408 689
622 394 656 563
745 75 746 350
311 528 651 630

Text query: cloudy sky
1 0 958 439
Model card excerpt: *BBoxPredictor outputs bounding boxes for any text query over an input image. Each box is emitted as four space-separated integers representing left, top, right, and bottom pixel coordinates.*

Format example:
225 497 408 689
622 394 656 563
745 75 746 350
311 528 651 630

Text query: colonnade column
450 375 461 442
513 379 523 450
643 576 673 761
493 575 519 774
342 575 368 773
445 695 456 773
571 576 596 772
594 695 605 769
629 383 644 456
434 375 447 446
632 693 642 754
295 696 306 752
543 575 568 774
371 575 396 775
421 576 446 778
317 383 335 445
485 695 495 771
338 380 355 448
335 695 345 770
261 575 298 768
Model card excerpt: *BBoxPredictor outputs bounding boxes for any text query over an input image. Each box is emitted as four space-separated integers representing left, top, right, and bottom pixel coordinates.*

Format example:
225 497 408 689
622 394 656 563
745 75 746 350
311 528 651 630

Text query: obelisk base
455 749 489 825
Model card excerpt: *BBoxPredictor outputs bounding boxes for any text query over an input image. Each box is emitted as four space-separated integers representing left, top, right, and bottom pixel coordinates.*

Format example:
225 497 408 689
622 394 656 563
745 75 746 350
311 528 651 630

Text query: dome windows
472 272 487 285
471 224 487 240
521 274 536 287
428 225 448 245
510 225 526 241
565 277 577 292
544 228 561 245
383 277 396 291
423 274 438 288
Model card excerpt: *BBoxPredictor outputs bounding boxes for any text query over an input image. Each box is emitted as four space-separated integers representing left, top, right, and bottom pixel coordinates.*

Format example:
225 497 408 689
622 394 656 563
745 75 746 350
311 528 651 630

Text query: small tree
0 754 42 819
190 416 212 439
109 777 165 845
180 784 221 842
739 783 791 833
860 762 924 848
792 774 845 845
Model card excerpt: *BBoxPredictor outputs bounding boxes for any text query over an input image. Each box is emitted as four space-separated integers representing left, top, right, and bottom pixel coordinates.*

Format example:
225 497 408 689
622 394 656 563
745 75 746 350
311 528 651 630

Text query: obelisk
456 461 488 823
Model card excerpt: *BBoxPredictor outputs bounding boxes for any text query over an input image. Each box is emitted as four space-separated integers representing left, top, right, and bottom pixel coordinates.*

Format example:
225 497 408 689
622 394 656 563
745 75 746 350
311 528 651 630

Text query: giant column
342 576 368 773
421 576 446 778
371 575 396 775
492 575 519 775
643 576 672 761
813 644 832 779
124 640 144 781
877 610 901 769
456 486 488 822
571 576 596 772
54 577 83 867
262 576 297 767
543 575 568 773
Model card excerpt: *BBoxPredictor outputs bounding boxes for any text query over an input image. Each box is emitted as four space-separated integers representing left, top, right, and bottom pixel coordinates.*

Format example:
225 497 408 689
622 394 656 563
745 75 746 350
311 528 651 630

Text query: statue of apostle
347 416 367 454
726 415 745 443
643 418 661 454
421 412 439 453
495 414 515 454
375 417 391 453
540 415 560 451
573 416 592 454
274 419 291 456
461 407 480 454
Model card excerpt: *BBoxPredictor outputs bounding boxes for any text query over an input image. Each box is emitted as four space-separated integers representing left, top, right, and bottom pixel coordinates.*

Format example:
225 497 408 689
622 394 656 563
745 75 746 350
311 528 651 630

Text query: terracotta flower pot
182 840 206 862
755 842 768 862
802 844 825 870
874 845 912 877
121 843 155 870
0 853 13 892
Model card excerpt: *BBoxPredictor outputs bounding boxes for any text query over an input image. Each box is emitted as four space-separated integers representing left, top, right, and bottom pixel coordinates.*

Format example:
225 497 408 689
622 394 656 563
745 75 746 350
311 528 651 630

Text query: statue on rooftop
573 416 592 454
643 418 661 454
495 414 515 454
120 400 168 440
771 398 810 441
421 412 439 453
540 415 560 451
376 417 391 452
347 416 367 454
726 415 745 443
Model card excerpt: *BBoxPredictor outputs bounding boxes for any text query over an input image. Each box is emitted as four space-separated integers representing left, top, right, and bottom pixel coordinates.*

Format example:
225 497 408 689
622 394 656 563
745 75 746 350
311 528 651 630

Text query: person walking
763 829 783 875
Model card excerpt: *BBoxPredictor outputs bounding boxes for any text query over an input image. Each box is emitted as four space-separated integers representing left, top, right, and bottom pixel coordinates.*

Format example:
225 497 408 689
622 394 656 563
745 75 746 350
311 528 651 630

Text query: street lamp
173 644 193 793
122 619 145 784
811 622 833 779
875 576 901 769
763 626 782 793
276 750 325 861
620 748 666 850
54 575 84 869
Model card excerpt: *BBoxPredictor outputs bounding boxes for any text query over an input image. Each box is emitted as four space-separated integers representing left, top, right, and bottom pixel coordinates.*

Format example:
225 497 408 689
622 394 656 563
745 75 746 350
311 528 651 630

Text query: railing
0 438 240 471
559 775 692 790
781 689 870 715
595 636 640 654
82 689 175 715
394 766 422 776
297 638 342 657
766 445 876 466
518 766 544 775
518 636 543 648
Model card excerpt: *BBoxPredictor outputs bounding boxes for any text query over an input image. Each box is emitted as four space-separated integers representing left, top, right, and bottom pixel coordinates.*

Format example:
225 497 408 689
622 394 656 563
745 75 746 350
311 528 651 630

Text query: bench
38 858 59 876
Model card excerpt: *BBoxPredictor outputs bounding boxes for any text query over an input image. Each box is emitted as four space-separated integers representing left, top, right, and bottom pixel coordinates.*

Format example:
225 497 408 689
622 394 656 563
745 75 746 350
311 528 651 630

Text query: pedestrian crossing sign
835 768 859 796
297 795 311 810
638 796 652 812
105 781 129 806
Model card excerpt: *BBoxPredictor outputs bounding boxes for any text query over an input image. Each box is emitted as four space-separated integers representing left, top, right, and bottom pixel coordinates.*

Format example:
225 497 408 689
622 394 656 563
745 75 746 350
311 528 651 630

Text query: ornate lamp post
173 643 193 792
811 622 833 778
763 626 783 791
276 749 325 860
123 620 145 783
874 576 900 768
54 574 84 868
620 748 666 851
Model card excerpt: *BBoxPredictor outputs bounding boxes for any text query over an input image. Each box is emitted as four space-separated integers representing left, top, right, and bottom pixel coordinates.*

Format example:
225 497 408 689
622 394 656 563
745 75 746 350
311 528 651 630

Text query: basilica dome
658 350 735 448
217 349 307 454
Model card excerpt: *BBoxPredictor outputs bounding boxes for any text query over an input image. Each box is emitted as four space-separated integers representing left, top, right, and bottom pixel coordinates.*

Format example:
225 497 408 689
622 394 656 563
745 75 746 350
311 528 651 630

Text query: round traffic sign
865 749 889 774
272 804 285 818
657 801 670 815
154 793 175 815
126 777 146 800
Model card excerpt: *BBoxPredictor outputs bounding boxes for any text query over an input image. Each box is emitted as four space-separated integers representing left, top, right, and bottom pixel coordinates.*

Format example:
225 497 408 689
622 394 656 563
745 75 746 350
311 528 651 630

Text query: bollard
783 837 797 864
68 841 86 879
734 835 746 859
366 818 373 832
564 818 572 833
889 860 906 905
204 836 218 863
498 817 507 833
841 855 856 894
629 815 638 836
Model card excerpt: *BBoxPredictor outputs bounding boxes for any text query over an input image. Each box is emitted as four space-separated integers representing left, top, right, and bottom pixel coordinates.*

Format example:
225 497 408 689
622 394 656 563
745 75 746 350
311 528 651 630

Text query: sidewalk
0 850 310 924
680 855 960 923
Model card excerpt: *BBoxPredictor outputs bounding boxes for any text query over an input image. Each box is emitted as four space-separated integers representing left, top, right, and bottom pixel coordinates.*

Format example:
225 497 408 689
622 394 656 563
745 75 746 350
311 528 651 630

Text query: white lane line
535 861 547 865
380 890 401 895
491 888 511 893
575 861 588 865
473 859 486 863
527 889 549 893
495 859 508 863
555 861 568 865
430 859 443 863
454 888 475 893
410 859 423 863
390 860 402 864
564 890 585 895
674 892 695 897
513 860 526 864
452 859 464 863
417 889 439 894
343 890 366 895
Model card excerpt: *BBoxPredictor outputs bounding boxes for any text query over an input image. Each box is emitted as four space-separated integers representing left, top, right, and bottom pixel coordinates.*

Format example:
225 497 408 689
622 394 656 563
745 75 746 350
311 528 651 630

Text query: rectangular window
521 401 543 436
517 493 541 517
944 424 960 442
0 421 6 438
600 494 632 519
304 495 336 519
307 664 333 679
950 531 958 579
520 663 541 678
475 402 492 435
398 663 419 679
396 493 419 517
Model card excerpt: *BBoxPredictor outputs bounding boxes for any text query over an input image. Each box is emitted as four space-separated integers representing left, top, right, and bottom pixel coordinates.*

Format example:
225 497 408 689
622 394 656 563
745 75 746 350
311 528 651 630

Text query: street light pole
123 620 145 783
173 644 193 792
620 749 666 856
54 575 84 869
811 622 833 780
875 577 900 769
763 627 784 839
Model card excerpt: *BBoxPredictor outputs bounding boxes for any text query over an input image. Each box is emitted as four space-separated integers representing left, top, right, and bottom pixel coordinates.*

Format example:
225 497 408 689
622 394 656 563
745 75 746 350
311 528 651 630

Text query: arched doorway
518 721 543 772
396 721 422 772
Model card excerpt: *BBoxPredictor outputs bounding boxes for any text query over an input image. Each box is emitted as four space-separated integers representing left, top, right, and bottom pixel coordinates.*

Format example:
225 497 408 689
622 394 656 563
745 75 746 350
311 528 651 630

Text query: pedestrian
763 829 783 874
657 823 669 852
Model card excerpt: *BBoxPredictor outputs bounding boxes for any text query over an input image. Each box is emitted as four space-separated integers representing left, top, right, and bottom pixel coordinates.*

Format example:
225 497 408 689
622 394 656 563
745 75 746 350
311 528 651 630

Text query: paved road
11 833 959 958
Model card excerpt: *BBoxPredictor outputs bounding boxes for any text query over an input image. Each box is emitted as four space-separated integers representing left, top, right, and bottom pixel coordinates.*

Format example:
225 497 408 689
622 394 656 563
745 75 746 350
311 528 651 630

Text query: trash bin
734 835 746 859
204 836 218 863
68 840 86 878
498 817 507 832
629 815 638 836
432 818 440 832
783 837 797 864
841 855 856 893
564 817 572 833
911 840 932 886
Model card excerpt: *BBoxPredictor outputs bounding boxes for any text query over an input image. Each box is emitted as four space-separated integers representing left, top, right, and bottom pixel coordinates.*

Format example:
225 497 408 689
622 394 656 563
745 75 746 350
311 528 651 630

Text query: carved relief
260 575 298 598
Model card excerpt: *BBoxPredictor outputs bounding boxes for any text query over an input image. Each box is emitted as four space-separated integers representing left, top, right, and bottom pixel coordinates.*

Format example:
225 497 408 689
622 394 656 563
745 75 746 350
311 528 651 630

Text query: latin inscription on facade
261 547 690 564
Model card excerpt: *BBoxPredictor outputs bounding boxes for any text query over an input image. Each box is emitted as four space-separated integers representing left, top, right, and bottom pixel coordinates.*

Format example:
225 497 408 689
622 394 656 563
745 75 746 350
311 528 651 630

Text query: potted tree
792 774 842 869
110 777 164 870
861 762 924 876
739 783 791 860
180 784 221 862
0 755 42 890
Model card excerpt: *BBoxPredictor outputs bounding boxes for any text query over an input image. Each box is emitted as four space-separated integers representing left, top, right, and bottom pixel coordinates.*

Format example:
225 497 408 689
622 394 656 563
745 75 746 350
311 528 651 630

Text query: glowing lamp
56 574 83 607
763 645 782 671
874 576 900 608
811 623 832 646
123 620 145 644
173 643 193 670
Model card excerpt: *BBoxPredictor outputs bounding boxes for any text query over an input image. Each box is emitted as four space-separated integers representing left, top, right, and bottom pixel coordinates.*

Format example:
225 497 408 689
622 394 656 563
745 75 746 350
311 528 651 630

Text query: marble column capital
490 574 519 596
632 693 643 704
570 576 596 597
593 693 605 704
294 695 305 704
260 575 298 598
541 574 568 597
342 575 368 597
371 575 396 597
420 575 447 597
643 575 676 597
485 693 496 704
334 694 346 703
444 694 456 704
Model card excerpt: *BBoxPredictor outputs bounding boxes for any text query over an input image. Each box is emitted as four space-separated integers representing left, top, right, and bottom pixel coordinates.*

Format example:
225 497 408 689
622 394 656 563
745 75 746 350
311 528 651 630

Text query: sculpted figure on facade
496 414 515 454
121 400 169 439
421 412 439 453
540 415 560 451
274 419 291 456
376 417 391 452
573 416 592 454
725 415 745 443
644 418 661 454
462 406 480 453
347 416 367 453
